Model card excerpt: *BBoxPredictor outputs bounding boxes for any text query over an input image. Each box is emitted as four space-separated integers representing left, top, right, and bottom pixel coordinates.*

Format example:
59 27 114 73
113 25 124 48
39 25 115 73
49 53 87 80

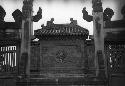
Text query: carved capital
92 0 103 12
22 0 33 18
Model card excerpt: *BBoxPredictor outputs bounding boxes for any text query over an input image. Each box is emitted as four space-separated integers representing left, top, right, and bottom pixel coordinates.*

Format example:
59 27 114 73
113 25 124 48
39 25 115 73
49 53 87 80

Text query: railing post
16 43 21 75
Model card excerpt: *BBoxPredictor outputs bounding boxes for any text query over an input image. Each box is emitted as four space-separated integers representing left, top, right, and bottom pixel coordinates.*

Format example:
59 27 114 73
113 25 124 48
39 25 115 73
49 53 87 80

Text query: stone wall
39 39 86 74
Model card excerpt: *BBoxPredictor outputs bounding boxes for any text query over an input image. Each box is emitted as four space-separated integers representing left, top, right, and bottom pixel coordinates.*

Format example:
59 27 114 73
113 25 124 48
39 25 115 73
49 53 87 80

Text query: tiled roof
34 24 89 36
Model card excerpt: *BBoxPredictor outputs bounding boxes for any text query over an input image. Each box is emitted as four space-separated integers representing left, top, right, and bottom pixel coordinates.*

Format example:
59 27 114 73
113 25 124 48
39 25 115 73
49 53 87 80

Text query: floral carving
55 50 67 63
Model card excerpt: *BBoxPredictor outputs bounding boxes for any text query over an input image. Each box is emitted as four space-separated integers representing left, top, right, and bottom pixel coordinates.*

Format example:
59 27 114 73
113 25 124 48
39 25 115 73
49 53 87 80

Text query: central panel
40 40 85 74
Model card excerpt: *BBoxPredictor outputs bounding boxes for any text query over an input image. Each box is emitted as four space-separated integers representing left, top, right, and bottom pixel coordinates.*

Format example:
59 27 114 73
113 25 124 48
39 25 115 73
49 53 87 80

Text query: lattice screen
0 46 17 73
105 43 125 73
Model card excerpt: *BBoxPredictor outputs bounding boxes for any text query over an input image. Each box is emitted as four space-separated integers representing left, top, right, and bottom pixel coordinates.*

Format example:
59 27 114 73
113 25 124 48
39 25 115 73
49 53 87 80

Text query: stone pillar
92 0 106 78
20 0 33 76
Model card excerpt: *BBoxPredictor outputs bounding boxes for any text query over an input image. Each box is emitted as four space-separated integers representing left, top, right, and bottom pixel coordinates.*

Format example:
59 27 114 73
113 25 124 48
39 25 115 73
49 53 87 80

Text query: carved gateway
34 21 89 74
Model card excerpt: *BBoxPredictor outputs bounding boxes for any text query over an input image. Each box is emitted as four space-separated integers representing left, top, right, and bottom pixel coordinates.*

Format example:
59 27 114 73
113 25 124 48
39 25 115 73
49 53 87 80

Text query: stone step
16 74 107 86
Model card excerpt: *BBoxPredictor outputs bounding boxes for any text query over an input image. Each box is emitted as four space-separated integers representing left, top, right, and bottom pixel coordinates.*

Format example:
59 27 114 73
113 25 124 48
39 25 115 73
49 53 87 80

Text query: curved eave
34 28 89 38
35 32 89 36
35 31 89 40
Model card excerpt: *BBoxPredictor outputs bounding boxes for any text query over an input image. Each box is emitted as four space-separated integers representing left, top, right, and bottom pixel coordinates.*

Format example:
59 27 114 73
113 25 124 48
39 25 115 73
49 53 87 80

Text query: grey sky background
0 0 125 35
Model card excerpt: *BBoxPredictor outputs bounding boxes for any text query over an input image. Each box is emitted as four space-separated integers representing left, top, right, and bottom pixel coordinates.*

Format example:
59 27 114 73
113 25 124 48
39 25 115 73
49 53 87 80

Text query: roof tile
34 24 89 36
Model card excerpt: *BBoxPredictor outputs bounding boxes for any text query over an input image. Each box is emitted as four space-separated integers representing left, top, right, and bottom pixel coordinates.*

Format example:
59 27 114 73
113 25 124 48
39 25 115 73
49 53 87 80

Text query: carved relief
41 45 83 68
55 50 67 63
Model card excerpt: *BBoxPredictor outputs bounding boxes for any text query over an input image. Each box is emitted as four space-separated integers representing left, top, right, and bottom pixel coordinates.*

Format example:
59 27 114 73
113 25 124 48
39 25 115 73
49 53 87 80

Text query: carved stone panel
40 41 85 74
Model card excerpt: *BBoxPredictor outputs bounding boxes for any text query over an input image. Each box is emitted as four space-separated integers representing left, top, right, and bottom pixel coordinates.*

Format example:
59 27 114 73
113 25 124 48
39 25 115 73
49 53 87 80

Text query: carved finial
23 0 33 10
70 18 77 25
103 8 114 21
33 7 42 22
46 18 54 28
22 0 42 22
12 9 23 23
22 0 34 18
0 5 6 22
51 18 54 22
82 7 93 22
92 0 103 12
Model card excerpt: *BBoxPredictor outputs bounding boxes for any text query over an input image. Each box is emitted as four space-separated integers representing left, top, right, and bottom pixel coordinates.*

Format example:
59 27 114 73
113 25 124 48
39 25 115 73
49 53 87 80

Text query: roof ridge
34 23 89 37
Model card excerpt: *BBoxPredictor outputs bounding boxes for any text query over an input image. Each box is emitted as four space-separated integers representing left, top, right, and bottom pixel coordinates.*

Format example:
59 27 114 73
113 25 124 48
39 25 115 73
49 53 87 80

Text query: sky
0 0 125 35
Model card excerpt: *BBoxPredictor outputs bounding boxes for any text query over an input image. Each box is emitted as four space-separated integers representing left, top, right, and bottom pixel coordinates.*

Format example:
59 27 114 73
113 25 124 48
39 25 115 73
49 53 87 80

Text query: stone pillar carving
92 0 106 78
20 0 34 76
20 0 42 76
